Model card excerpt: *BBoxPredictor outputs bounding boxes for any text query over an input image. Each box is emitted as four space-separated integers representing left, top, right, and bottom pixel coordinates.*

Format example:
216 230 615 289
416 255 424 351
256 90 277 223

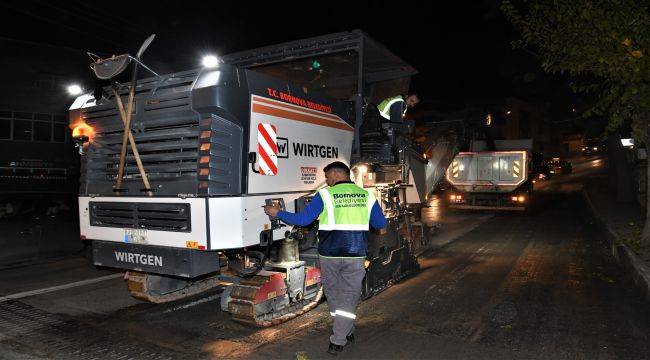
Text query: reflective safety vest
377 95 406 120
317 183 376 231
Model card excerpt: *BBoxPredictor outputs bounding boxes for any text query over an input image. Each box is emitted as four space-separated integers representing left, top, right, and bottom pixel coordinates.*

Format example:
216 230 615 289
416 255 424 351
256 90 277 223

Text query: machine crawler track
227 269 323 327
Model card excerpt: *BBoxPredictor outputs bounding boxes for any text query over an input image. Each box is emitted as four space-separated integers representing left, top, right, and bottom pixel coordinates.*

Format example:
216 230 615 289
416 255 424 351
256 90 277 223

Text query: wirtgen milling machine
69 30 451 326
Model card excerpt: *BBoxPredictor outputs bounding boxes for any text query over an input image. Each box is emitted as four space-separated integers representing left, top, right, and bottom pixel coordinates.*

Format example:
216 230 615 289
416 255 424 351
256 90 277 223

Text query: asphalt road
1 156 649 359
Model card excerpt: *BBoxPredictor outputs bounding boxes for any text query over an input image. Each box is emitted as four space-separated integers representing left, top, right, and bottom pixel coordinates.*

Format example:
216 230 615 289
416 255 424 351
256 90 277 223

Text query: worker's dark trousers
389 101 405 123
319 256 366 346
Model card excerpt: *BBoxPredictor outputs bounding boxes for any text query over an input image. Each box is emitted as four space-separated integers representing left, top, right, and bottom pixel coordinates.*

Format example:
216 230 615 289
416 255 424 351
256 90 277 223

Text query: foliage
501 0 649 139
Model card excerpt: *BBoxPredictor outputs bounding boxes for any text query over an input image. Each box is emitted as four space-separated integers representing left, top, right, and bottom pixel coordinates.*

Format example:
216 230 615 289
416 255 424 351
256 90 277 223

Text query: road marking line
0 273 123 302
162 293 221 313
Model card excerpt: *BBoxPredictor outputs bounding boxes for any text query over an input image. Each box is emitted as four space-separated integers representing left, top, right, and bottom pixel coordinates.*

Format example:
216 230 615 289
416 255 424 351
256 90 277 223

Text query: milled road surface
1 156 649 359
254 192 650 359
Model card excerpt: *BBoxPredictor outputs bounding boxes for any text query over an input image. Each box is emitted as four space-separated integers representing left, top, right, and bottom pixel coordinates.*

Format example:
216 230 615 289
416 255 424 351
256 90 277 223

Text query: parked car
532 152 552 181
582 140 605 156
547 157 573 174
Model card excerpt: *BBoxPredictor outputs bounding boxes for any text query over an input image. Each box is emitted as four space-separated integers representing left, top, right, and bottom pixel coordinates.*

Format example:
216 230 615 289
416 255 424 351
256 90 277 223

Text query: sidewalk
582 171 650 301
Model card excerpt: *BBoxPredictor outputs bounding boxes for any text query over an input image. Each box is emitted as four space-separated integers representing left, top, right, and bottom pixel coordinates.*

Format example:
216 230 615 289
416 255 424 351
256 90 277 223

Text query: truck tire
524 191 534 215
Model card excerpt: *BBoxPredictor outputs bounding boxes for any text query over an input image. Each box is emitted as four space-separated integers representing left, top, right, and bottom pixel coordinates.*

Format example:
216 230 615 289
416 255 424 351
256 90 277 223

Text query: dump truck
68 30 454 326
446 139 533 211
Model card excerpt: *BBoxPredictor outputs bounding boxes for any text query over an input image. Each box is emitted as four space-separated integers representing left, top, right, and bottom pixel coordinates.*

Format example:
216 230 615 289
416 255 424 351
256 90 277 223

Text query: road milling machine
69 30 454 326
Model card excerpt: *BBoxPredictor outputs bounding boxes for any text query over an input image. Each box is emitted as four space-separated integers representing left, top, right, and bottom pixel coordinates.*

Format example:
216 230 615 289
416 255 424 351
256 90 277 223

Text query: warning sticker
300 167 317 185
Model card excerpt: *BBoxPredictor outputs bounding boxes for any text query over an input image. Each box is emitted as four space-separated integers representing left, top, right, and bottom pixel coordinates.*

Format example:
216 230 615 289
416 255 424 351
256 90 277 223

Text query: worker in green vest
377 93 420 122
264 161 387 355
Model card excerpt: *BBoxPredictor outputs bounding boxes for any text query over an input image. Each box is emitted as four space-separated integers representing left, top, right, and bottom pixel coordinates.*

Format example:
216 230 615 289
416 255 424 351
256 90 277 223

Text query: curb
581 188 650 301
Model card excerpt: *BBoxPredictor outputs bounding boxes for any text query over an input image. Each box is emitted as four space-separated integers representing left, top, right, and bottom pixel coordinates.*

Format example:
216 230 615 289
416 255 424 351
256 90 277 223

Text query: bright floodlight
67 84 83 96
202 55 220 68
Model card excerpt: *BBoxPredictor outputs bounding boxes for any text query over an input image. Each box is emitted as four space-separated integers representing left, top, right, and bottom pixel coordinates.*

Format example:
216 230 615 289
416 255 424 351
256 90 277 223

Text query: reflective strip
378 98 404 119
451 160 459 178
257 123 278 175
319 188 334 225
319 224 370 231
335 309 356 319
330 312 336 317
513 160 520 178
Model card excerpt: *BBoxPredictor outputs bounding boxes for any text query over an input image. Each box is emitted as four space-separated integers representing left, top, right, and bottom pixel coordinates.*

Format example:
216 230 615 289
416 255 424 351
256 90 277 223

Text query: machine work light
67 84 83 96
202 55 220 68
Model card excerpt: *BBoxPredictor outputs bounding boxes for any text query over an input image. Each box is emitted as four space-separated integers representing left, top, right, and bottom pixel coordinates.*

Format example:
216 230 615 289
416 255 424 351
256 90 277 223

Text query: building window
33 121 52 142
35 113 52 121
0 119 10 139
14 112 33 120
1 111 67 143
53 123 67 142
13 120 32 141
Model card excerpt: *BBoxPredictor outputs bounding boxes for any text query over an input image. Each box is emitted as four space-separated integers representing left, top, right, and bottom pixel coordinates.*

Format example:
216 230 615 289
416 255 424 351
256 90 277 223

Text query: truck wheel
524 192 534 215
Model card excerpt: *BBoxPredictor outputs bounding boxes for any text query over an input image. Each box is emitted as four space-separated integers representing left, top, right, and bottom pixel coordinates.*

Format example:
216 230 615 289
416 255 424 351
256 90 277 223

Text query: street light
202 55 220 68
67 84 83 96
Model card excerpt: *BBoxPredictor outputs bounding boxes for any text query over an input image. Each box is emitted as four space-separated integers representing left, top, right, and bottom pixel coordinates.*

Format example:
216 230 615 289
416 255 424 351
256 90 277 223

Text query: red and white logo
257 123 278 176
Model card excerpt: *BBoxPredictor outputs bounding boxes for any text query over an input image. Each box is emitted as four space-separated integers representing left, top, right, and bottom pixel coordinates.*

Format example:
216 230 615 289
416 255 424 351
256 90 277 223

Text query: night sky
0 0 571 111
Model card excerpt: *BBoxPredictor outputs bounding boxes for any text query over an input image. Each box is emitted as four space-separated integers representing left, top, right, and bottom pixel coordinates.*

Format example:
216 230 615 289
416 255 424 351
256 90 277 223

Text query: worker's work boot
328 335 354 356
327 342 345 356
346 333 355 343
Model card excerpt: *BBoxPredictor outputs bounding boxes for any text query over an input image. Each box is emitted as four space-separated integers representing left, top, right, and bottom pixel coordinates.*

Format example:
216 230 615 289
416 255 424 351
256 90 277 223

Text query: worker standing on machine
264 161 387 355
377 93 420 122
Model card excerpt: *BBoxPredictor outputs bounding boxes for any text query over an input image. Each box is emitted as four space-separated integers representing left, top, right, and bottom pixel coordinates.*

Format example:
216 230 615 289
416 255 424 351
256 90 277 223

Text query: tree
502 0 650 242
